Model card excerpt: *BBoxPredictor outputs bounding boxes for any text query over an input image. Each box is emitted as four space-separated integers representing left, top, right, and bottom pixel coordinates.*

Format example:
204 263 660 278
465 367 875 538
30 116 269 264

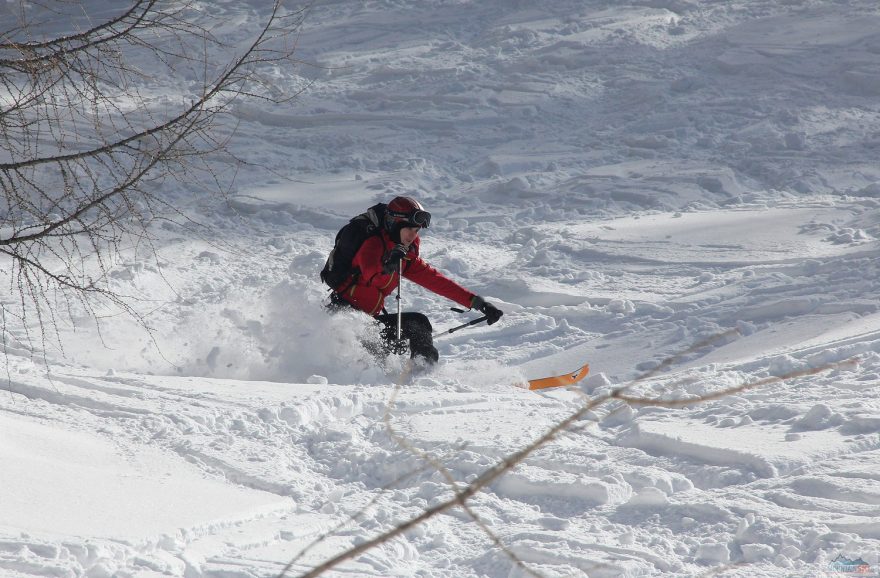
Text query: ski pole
396 259 403 341
436 314 489 337
433 306 492 337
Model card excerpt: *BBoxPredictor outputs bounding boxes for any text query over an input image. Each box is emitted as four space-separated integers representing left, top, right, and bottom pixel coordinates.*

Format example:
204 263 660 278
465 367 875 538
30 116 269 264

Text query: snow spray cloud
167 278 392 384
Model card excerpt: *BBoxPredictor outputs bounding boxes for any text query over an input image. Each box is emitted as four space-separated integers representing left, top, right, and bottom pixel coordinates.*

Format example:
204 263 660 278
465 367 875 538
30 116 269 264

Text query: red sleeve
334 235 386 315
351 235 387 285
403 256 476 309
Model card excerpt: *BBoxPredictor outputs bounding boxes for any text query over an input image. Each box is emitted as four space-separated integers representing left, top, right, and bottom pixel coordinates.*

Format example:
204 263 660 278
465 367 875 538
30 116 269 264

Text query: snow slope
2 0 880 577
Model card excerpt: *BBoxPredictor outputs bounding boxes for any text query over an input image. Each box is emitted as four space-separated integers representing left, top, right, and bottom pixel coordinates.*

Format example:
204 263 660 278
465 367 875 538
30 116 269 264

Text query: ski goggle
388 208 431 229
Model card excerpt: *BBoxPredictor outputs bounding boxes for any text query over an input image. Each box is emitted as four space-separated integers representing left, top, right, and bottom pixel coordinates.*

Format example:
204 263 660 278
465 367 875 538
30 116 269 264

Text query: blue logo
828 554 877 576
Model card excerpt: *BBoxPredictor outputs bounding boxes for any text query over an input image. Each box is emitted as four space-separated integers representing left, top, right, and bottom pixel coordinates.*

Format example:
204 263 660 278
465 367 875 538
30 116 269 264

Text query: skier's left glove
382 244 408 275
471 295 503 325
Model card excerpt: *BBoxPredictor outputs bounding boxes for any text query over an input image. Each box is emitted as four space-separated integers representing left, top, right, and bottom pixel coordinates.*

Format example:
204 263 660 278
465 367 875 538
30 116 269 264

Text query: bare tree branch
282 335 857 578
0 0 310 356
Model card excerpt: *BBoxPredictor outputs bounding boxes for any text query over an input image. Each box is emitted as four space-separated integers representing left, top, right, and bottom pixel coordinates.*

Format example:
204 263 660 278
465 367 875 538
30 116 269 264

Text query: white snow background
2 1 880 577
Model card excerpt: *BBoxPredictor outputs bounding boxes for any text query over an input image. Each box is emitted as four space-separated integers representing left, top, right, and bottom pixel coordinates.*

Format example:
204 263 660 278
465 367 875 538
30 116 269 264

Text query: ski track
4 0 880 576
3 344 879 576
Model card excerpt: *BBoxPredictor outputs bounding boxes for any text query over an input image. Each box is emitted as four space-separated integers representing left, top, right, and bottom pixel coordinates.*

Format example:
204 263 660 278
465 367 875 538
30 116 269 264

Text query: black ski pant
327 293 439 363
374 312 439 364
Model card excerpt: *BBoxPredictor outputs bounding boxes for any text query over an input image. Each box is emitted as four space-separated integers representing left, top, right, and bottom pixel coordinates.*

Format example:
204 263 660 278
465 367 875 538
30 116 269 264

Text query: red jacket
337 229 476 316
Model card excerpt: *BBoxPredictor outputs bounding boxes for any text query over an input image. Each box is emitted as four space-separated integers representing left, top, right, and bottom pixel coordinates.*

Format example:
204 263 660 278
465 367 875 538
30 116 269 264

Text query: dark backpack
320 203 387 291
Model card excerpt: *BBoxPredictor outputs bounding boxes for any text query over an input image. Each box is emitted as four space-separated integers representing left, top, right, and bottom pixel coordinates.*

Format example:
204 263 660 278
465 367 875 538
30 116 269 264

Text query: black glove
471 295 503 325
382 244 408 275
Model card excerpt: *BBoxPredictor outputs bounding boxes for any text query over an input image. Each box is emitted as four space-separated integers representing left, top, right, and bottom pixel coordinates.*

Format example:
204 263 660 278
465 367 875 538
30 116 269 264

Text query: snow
3 0 880 577
0 412 289 540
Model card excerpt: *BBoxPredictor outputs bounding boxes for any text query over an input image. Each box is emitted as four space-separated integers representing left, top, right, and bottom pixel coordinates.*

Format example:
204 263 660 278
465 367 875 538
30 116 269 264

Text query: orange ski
527 363 590 390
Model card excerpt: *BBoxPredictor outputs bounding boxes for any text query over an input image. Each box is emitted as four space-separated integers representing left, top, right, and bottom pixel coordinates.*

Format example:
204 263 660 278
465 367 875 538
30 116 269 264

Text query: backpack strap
321 203 387 292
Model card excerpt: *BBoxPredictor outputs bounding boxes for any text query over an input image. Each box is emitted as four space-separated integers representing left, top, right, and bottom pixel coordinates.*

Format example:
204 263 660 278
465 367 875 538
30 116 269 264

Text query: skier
323 195 503 365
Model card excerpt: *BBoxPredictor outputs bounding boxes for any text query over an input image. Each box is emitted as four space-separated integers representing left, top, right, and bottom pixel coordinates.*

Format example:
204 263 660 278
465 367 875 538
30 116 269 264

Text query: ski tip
527 363 590 390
